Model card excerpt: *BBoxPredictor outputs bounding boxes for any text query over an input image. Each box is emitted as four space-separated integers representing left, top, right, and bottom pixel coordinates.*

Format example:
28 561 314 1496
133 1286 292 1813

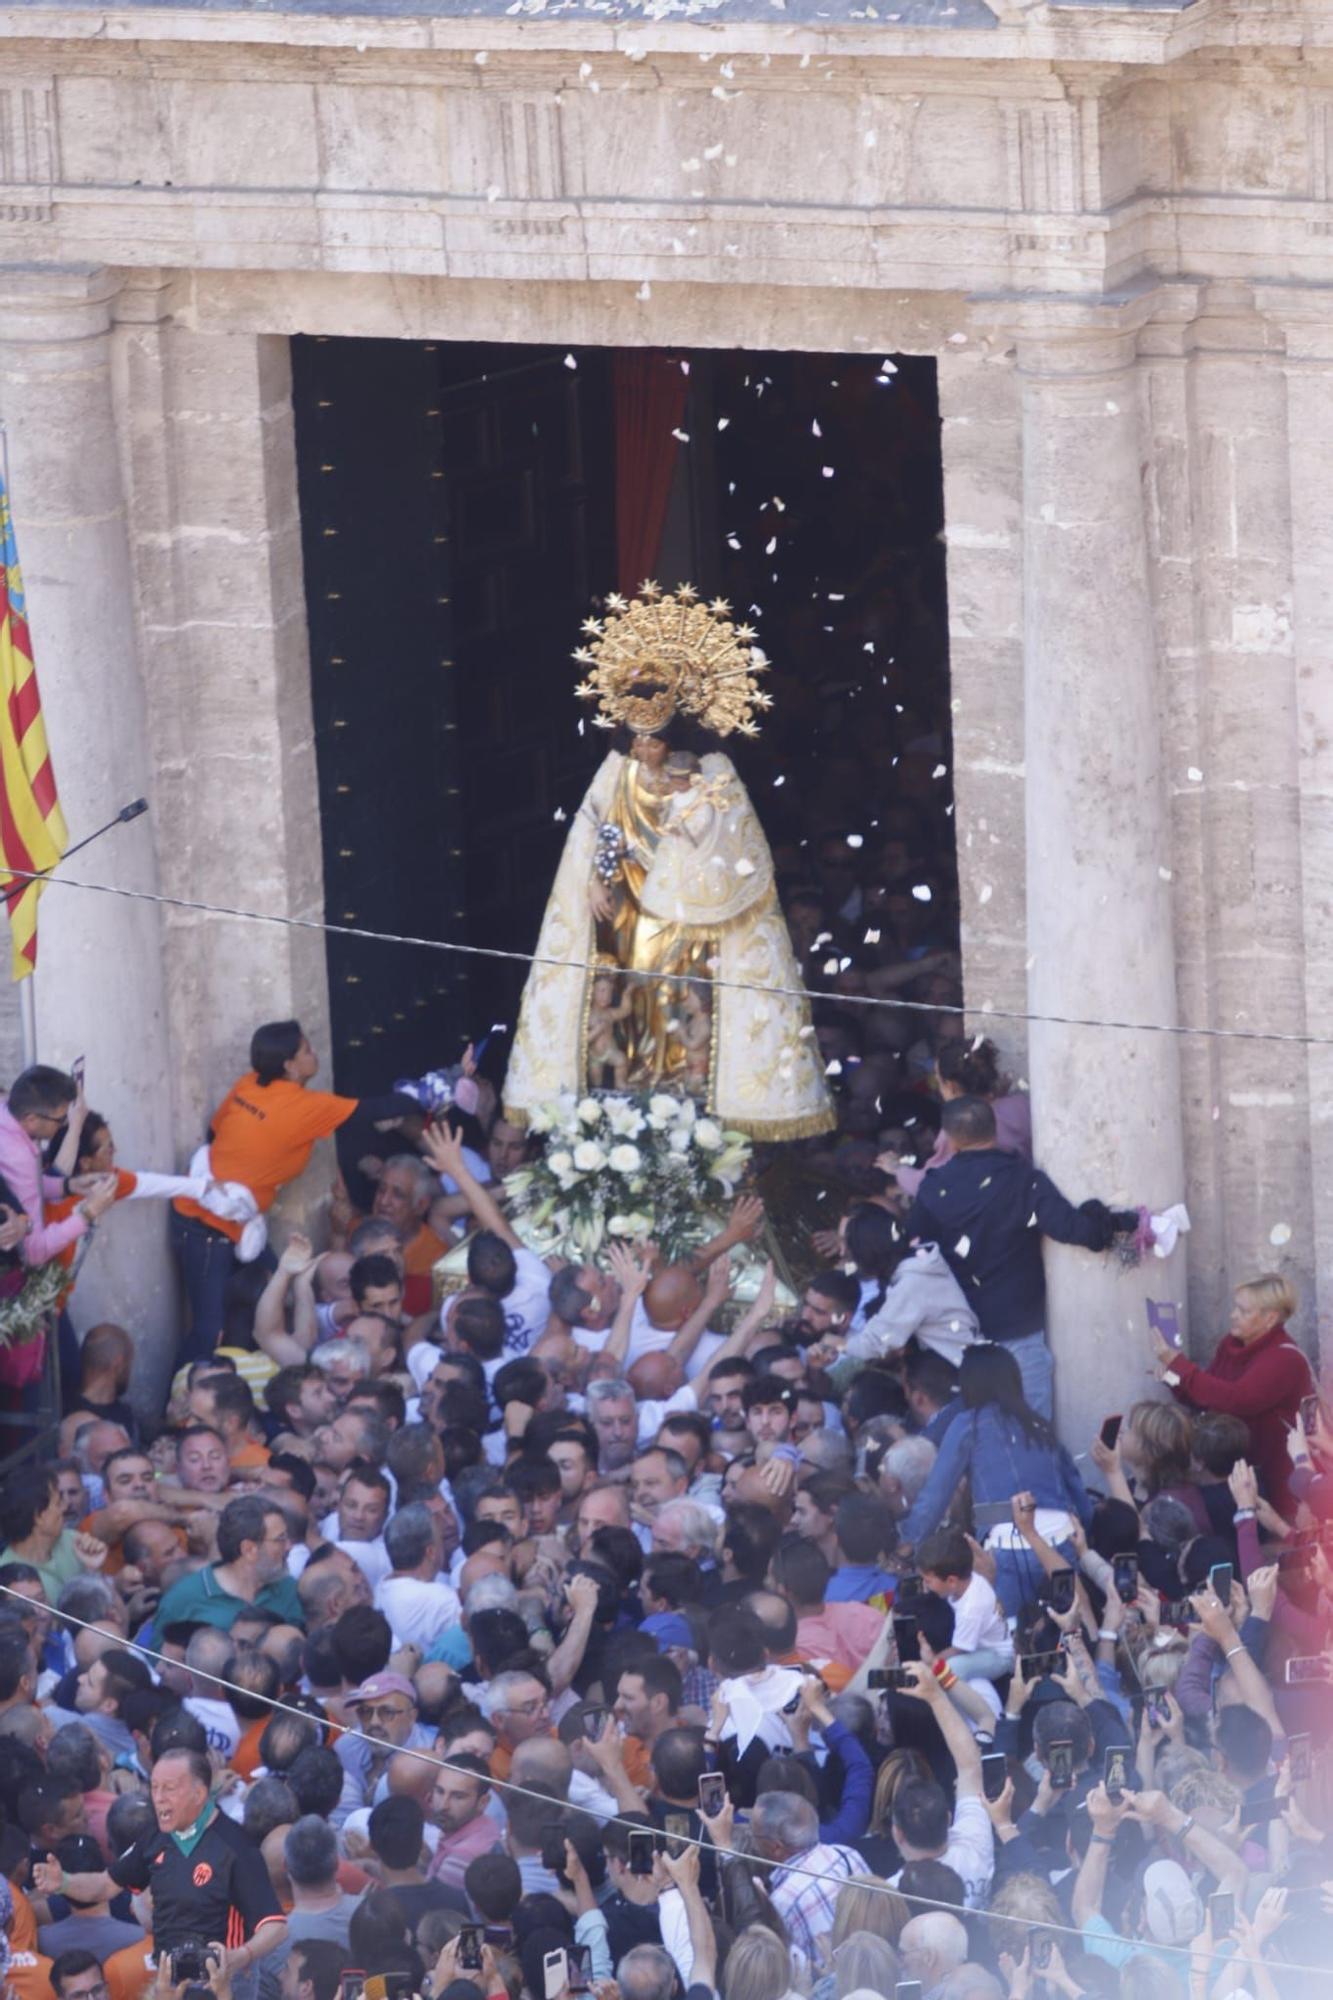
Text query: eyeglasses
359 1701 412 1722
503 1698 546 1718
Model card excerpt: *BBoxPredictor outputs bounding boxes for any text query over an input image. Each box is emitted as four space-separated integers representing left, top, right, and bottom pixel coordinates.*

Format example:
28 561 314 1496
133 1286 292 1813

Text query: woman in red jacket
1151 1273 1314 1514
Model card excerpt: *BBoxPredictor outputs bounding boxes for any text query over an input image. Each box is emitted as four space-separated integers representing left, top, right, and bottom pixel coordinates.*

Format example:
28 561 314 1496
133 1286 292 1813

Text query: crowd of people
0 1018 1323 2000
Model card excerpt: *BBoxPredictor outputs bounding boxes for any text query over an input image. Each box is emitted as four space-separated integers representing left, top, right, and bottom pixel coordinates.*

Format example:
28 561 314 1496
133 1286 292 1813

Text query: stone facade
0 0 1327 1431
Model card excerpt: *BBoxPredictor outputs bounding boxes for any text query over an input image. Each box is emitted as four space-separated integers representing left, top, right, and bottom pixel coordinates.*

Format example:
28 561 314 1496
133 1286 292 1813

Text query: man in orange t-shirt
170 1019 417 1364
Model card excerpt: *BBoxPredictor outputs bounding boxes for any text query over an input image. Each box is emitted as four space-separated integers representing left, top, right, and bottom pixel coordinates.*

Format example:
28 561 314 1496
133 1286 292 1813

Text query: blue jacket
900 1404 1094 1548
904 1147 1131 1344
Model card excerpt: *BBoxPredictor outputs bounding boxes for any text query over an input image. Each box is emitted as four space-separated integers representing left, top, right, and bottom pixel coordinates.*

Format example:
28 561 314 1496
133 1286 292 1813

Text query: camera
170 1942 214 1986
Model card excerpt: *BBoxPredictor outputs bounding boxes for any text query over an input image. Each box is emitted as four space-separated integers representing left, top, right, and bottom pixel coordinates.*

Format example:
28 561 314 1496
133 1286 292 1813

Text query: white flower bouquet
505 1091 752 1262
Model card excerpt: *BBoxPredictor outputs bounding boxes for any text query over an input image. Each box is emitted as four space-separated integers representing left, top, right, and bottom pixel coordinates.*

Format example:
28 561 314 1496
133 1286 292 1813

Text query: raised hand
725 1195 765 1245
422 1123 465 1179
1227 1457 1260 1512
72 1532 108 1572
280 1231 315 1274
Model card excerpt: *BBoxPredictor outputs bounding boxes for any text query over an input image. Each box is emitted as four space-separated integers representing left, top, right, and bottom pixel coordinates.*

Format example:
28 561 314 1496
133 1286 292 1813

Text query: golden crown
573 581 772 739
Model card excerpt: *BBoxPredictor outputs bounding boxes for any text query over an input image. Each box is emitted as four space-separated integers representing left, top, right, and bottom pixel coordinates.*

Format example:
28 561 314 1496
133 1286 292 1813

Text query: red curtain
613 353 690 596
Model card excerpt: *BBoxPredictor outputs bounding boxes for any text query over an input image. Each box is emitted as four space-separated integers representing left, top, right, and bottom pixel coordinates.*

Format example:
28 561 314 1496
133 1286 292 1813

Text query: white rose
577 1097 603 1125
547 1150 573 1177
608 1143 643 1175
668 1128 691 1154
693 1118 723 1151
608 1213 634 1236
573 1140 606 1172
626 1211 654 1237
606 1099 647 1138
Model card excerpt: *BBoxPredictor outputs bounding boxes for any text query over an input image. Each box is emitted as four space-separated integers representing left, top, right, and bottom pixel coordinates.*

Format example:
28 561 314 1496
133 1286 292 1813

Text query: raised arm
423 1123 520 1250
689 1195 764 1276
586 1245 652 1384
902 1661 983 1796
667 1252 737 1372
254 1235 318 1366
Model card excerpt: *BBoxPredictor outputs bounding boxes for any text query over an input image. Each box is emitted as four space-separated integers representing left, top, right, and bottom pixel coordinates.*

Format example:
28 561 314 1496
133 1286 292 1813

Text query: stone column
1003 302 1187 1445
1260 288 1333 1369
0 264 178 1404
111 283 333 1228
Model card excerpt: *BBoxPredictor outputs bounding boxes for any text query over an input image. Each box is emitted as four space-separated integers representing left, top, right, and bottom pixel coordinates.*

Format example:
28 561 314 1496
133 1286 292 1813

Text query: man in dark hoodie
903 1096 1138 1418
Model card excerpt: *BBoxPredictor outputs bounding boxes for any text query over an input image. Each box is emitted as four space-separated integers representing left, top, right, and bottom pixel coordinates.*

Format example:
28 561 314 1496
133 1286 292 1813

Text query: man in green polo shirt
152 1495 303 1642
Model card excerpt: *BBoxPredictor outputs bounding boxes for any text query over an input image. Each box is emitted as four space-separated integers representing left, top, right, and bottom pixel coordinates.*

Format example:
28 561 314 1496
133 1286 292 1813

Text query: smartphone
893 1614 920 1664
895 1985 924 2000
1147 1299 1182 1349
1104 1746 1129 1803
544 1948 569 2000
1113 1554 1139 1603
982 1752 1008 1802
1289 1733 1313 1781
540 1823 568 1874
896 1572 924 1607
71 1055 86 1088
973 1500 1012 1534
1027 1931 1053 1971
458 1928 483 1973
698 1772 727 1816
1161 1598 1198 1626
376 1979 415 2000
1146 1690 1172 1728
1240 1796 1285 1826
1021 1650 1060 1679
1300 1393 1321 1433
1048 1568 1076 1615
582 1705 608 1744
664 1811 692 1858
1048 1740 1074 1790
1209 1891 1235 1936
628 1829 655 1876
340 1978 365 2000
566 1947 592 1994
1208 1562 1234 1602
1100 1413 1123 1452
1287 1655 1332 1684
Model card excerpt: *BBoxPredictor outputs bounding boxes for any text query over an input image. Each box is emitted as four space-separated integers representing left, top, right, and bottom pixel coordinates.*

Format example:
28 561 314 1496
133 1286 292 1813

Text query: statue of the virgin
503 584 834 1141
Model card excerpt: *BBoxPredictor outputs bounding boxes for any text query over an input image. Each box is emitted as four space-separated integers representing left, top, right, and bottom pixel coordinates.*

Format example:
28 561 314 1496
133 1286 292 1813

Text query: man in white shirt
918 1526 1014 1682
422 1126 554 1357
886 1663 995 1910
375 1500 462 1650
318 1466 393 1592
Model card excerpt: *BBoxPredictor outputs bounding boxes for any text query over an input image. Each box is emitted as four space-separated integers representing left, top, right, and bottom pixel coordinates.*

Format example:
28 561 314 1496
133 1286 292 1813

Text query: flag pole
18 975 34 1068
0 418 35 1070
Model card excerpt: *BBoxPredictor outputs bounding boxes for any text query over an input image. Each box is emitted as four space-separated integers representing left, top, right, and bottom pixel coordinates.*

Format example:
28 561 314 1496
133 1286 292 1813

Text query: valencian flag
0 472 66 979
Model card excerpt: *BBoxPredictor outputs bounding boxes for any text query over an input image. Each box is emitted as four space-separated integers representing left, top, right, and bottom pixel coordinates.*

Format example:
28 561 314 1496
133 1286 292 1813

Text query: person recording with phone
1150 1274 1314 1515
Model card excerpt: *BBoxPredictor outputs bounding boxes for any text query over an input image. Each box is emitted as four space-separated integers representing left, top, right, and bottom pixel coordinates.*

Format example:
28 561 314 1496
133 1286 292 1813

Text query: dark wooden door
292 334 464 1098
293 337 615 1101
435 345 615 1045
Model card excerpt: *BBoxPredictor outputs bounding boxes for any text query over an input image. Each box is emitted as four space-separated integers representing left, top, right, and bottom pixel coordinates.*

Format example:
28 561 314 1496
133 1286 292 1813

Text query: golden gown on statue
504 748 834 1140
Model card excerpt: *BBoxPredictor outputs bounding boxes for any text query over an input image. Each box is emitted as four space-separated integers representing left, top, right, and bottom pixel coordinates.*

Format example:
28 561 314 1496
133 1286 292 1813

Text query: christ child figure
679 979 713 1093
587 970 633 1087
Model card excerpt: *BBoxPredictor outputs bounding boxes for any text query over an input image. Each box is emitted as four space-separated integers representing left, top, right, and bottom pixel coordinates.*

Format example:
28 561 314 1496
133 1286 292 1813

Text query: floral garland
0 1256 67 1348
503 1091 752 1263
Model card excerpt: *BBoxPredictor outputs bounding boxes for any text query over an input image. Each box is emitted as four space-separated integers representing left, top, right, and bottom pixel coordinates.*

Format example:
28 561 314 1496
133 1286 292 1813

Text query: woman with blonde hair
1149 1271 1313 1512
824 1933 899 2000
859 1750 932 1873
831 1878 910 1950
722 1923 805 2000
